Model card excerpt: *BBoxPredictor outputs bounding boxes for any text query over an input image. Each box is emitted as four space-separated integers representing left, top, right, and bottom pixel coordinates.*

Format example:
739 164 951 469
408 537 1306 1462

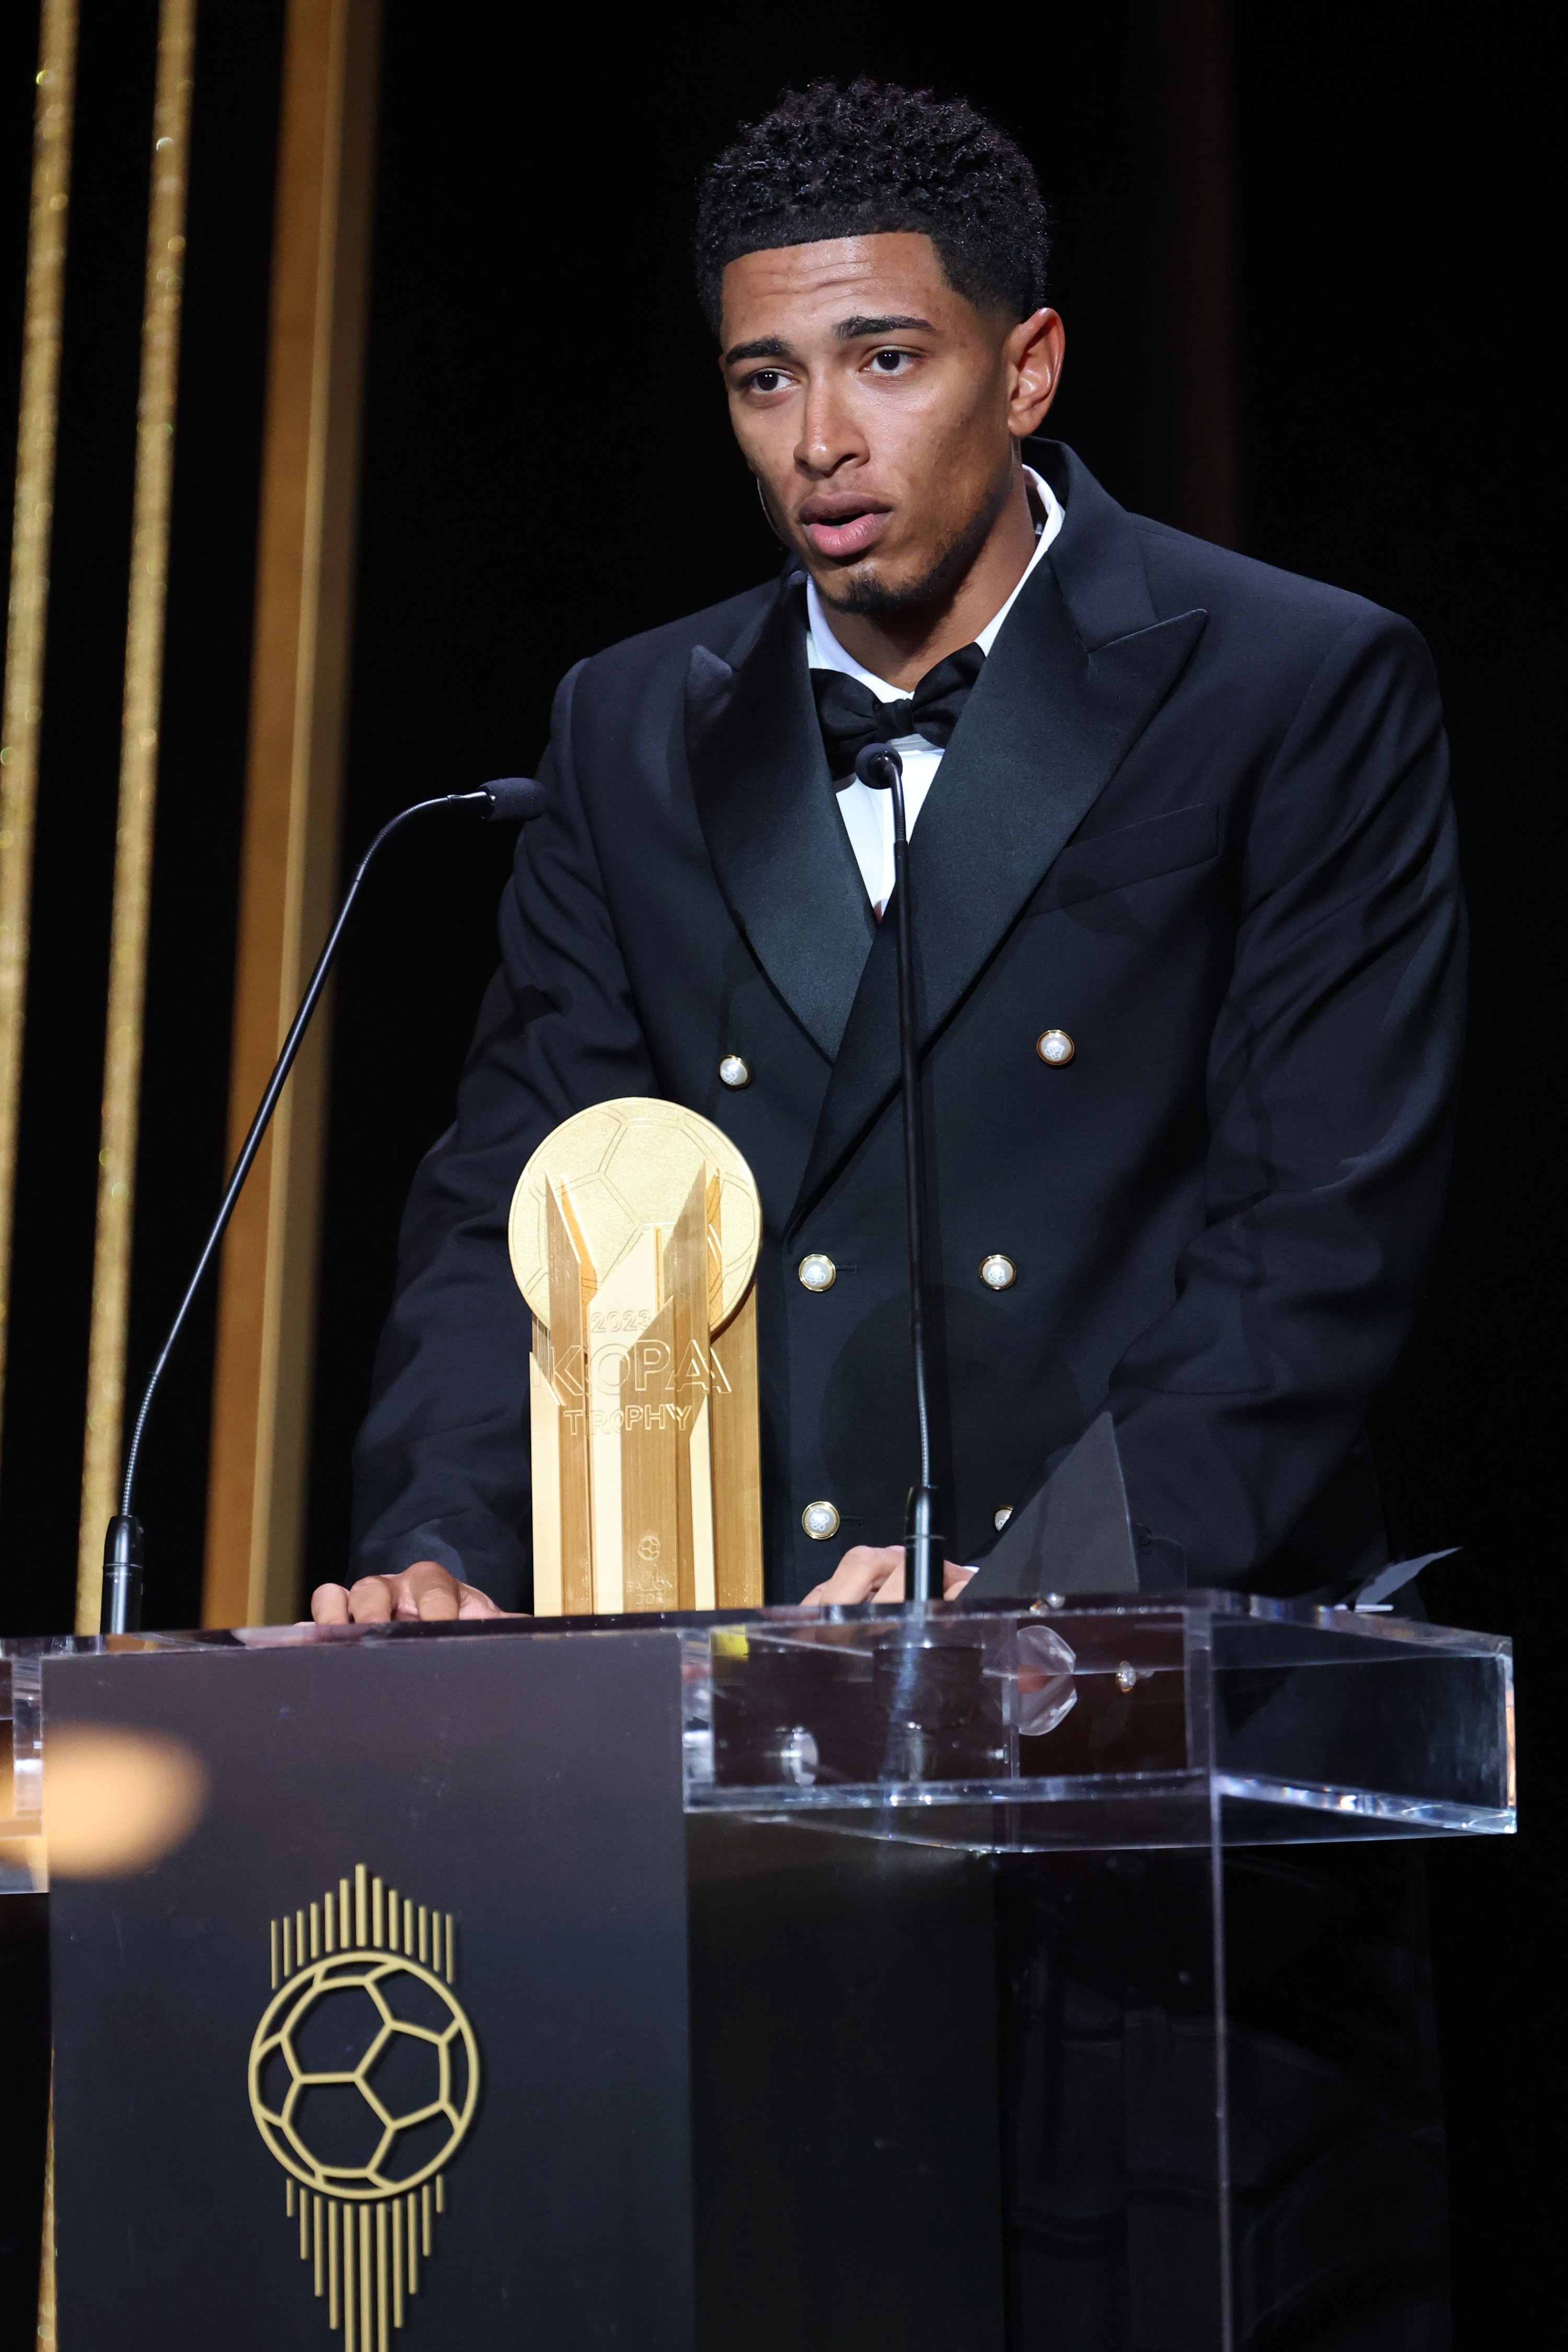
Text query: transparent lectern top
675 1591 1514 1849
2 1591 1513 1873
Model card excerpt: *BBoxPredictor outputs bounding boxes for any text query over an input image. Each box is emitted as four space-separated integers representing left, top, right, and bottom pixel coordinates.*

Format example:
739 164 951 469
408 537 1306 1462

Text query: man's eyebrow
835 313 938 340
722 315 939 366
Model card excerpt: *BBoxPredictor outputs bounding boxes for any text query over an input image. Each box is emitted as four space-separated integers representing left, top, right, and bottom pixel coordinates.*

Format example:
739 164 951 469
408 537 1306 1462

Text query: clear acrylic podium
2 1593 1514 2349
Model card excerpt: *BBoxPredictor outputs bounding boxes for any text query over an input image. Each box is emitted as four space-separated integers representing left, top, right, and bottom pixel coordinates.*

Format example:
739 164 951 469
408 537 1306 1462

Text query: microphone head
481 775 548 823
853 742 903 790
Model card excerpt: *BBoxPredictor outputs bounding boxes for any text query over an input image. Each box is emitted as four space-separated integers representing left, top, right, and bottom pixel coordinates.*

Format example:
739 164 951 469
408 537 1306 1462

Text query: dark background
0 1 1555 2335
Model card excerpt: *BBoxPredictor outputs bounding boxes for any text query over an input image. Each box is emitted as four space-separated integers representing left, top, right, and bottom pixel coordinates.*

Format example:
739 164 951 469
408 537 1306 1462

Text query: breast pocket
1039 804 1220 911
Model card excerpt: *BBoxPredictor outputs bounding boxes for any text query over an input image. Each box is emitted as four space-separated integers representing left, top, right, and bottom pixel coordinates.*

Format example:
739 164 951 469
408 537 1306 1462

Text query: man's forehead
720 233 951 332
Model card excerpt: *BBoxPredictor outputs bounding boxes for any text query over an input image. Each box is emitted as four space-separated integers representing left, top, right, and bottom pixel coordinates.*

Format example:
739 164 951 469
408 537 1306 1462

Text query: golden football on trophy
509 1099 764 1614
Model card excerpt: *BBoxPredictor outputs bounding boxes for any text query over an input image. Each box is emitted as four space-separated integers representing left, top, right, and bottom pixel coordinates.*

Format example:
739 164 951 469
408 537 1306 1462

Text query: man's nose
795 377 866 477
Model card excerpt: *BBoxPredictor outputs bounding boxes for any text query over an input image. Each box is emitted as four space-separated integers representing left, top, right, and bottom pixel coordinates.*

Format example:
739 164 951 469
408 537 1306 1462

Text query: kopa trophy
509 1098 764 1613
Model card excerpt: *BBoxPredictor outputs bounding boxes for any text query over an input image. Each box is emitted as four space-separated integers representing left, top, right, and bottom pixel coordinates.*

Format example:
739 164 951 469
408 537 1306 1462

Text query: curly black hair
693 78 1050 333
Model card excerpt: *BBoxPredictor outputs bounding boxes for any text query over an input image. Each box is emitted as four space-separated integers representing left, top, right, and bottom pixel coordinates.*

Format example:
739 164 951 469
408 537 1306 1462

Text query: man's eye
747 369 787 394
870 349 910 374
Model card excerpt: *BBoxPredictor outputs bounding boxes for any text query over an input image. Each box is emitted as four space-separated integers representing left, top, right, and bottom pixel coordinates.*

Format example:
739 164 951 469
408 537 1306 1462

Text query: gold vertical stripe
74 0 198 1631
402 1896 413 1956
270 1917 280 1988
282 1915 292 1977
417 1905 426 1965
391 2195 403 2327
371 1873 383 1947
0 0 78 1447
420 2183 431 2257
340 1875 352 1945
299 2185 310 2259
342 2197 355 2347
358 2205 372 2352
375 2200 388 2351
354 1861 367 1946
310 1897 320 1957
328 2197 340 2331
297 1905 306 1959
434 2172 444 2216
444 1913 454 1984
286 2178 295 2218
36 2070 56 2352
314 2189 324 2296
325 1884 336 1952
405 2190 417 2292
201 0 384 1630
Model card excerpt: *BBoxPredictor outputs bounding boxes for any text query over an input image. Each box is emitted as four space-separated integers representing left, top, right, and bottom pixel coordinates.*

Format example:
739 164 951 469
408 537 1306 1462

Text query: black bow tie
810 643 985 779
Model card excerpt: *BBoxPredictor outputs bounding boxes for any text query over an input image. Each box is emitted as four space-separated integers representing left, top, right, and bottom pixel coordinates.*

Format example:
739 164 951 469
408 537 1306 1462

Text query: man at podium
313 78 1462 1625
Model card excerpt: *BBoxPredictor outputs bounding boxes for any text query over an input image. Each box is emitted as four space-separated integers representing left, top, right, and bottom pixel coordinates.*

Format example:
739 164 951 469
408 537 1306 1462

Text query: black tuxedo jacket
352 444 1463 1608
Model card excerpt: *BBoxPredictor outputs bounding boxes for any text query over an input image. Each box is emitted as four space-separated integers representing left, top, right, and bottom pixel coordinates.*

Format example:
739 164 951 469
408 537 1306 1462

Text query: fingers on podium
346 1576 396 1623
455 1585 503 1619
413 1579 460 1622
804 1544 904 1605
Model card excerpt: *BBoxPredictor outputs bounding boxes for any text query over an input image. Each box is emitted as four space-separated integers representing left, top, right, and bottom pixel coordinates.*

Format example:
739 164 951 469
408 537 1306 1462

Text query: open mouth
798 498 892 562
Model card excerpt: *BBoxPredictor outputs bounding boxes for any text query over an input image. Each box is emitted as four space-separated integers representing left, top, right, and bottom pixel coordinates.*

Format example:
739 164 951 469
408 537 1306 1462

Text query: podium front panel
44 1630 693 2350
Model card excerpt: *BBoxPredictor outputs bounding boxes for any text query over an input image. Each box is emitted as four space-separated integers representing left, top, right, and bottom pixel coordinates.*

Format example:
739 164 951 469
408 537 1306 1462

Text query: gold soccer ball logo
249 1870 479 2341
248 1950 478 2198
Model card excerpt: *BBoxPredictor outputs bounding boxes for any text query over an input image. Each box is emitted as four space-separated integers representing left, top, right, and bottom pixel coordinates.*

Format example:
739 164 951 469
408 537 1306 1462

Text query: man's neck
808 466 1039 689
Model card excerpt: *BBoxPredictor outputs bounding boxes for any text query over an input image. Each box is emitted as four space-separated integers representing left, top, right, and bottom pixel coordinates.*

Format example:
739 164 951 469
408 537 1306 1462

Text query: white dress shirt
805 465 1065 912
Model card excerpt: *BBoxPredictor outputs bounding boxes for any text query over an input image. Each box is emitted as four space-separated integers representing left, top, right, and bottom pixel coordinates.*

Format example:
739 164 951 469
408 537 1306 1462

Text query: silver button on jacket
718 1054 750 1088
1036 1028 1075 1065
798 1253 836 1292
979 1254 1016 1290
801 1501 840 1539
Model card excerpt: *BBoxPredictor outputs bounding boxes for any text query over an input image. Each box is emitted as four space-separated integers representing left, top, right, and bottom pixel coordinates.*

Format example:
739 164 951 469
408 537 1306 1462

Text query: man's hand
803 1543 975 1605
309 1560 520 1625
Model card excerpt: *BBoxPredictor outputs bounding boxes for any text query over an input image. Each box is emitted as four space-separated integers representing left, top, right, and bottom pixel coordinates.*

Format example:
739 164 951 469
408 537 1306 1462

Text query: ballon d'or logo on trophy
248 1864 479 2344
510 1097 765 1612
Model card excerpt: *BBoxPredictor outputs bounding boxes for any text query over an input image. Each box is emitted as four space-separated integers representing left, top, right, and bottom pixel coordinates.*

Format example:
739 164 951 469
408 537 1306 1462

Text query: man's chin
810 558 928 620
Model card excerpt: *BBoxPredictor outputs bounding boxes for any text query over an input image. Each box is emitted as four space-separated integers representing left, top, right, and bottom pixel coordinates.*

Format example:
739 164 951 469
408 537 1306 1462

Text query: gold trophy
509 1099 764 1614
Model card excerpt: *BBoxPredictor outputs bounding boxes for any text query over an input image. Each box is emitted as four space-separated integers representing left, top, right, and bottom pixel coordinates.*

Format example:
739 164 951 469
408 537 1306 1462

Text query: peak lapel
686 572 874 1062
791 465 1207 1227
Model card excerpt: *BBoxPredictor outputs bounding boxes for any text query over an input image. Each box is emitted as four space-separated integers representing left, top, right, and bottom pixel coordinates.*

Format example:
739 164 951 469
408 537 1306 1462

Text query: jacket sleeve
349 660 658 1604
1105 608 1466 1591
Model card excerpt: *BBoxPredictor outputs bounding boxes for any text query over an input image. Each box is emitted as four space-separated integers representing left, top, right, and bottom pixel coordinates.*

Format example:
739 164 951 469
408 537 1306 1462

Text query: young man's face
719 232 1062 617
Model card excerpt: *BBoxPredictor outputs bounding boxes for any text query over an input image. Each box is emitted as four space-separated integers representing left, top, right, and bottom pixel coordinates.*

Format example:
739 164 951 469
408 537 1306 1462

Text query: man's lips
798 500 892 560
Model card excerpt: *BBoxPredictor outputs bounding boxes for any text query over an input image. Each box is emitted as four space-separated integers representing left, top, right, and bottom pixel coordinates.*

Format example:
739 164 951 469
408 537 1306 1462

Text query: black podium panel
45 1630 693 2349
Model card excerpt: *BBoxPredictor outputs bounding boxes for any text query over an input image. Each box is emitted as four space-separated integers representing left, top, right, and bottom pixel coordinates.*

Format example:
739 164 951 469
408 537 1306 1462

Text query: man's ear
1007 308 1065 437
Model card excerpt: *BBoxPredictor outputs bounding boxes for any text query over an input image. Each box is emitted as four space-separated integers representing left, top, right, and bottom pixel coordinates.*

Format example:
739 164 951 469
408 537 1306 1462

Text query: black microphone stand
100 777 545 1634
853 742 940 1604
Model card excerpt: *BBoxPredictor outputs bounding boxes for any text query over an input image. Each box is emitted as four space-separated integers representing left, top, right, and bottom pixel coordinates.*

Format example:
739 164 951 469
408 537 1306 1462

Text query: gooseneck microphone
100 777 548 1634
853 741 940 1604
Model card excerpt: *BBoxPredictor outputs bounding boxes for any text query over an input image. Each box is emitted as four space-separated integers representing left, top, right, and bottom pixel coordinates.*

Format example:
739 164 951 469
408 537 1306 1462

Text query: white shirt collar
804 463 1064 694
